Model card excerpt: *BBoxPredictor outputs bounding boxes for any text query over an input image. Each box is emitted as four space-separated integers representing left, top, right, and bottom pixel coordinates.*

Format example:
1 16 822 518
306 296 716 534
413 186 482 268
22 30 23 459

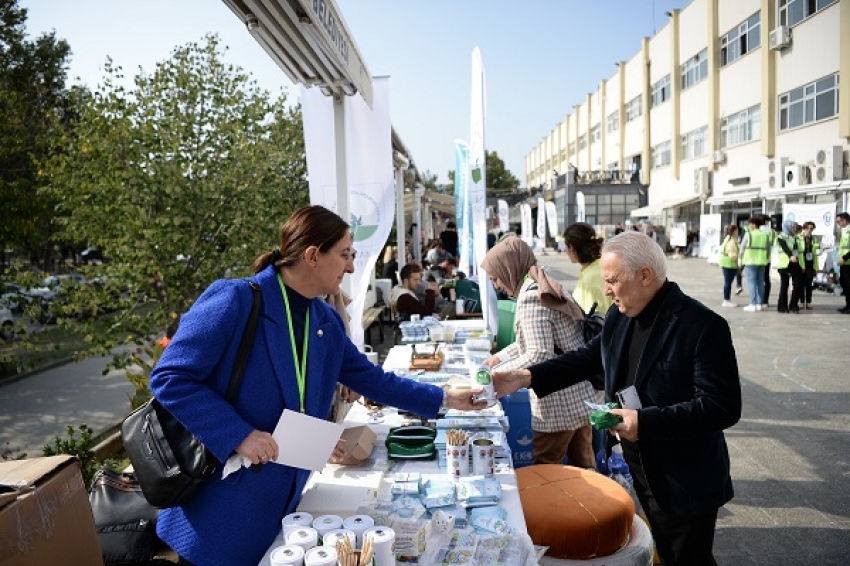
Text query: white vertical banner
536 197 546 246
469 46 496 333
545 201 559 239
670 222 688 248
301 78 394 349
782 202 837 248
520 203 533 246
698 213 721 258
497 199 509 233
576 191 586 223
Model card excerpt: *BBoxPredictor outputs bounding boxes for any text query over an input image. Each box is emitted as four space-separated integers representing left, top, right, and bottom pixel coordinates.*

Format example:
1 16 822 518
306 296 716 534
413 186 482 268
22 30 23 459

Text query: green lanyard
277 275 310 413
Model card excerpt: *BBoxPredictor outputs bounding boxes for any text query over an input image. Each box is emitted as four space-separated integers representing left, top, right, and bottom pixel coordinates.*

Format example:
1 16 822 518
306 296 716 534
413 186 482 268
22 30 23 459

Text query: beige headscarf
480 236 585 320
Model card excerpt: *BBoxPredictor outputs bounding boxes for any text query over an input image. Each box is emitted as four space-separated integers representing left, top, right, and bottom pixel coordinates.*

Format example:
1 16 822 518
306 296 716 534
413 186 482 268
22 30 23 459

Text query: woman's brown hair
563 222 603 264
252 205 350 274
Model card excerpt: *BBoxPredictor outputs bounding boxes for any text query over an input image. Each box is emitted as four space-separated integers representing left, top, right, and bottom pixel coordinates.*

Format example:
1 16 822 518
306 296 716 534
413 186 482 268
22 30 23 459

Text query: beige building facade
526 0 850 235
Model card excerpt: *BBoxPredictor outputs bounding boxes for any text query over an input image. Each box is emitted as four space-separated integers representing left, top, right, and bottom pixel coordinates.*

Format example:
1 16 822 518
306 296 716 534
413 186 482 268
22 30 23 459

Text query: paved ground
2 250 848 564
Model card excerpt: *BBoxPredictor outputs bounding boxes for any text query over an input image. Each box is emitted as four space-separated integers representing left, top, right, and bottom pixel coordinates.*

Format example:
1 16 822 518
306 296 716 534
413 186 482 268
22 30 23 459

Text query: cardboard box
337 425 377 465
0 456 102 566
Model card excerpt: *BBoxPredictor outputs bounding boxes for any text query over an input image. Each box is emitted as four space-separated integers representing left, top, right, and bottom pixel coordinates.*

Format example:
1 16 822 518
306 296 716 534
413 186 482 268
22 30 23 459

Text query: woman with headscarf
480 236 596 467
775 220 804 313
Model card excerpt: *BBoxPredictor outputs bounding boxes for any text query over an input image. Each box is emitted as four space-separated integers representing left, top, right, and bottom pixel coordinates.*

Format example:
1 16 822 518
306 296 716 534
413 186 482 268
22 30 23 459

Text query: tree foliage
0 0 71 259
446 149 519 191
37 34 308 383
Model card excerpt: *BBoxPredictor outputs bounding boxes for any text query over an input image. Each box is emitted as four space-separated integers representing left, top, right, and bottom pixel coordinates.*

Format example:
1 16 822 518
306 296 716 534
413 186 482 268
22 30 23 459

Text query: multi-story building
526 0 849 240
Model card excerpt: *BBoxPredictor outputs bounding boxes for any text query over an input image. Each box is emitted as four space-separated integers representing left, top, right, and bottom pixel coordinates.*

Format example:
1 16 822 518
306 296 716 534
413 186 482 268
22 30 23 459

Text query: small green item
589 402 623 430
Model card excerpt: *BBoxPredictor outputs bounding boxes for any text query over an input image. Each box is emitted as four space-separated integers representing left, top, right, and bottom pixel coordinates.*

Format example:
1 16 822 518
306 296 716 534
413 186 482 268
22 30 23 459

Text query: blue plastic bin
499 388 533 468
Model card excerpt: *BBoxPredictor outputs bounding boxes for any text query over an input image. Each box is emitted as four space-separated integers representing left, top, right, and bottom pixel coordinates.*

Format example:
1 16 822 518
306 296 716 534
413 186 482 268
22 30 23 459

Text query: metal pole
334 95 351 295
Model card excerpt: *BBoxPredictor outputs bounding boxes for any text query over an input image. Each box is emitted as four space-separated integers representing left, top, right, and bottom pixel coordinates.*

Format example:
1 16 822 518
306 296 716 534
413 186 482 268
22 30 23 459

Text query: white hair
602 231 667 282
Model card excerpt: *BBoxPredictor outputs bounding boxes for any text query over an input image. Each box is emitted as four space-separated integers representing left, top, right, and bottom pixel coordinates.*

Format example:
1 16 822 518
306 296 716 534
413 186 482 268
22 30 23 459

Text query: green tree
0 0 71 265
37 35 308 400
446 149 519 191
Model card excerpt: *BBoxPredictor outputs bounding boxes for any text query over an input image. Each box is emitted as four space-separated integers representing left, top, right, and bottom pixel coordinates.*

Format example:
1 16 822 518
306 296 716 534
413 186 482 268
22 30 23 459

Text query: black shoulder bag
122 281 262 508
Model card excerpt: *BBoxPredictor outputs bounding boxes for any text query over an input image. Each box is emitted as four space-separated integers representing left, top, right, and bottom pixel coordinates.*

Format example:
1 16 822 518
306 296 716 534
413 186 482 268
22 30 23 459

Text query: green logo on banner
471 167 482 184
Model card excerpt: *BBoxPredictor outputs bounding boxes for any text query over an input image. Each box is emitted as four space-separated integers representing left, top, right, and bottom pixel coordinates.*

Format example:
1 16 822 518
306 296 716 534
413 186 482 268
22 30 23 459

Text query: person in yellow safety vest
837 212 850 314
718 224 741 308
739 216 770 312
799 222 820 310
775 220 804 314
760 215 777 308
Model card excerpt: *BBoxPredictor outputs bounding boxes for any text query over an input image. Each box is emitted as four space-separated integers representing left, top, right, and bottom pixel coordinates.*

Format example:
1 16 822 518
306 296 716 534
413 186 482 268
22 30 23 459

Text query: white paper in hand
272 409 344 471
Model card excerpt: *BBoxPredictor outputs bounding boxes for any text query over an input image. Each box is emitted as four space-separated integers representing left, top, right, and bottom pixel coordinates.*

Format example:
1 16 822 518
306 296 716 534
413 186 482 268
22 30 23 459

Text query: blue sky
22 0 689 186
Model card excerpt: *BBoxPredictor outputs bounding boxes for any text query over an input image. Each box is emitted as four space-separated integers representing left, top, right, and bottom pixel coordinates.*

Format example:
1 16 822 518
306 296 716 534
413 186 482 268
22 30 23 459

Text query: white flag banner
699 214 721 258
520 203 533 246
301 78 394 349
545 201 559 239
497 199 509 234
782 202 837 248
670 222 688 248
536 197 546 246
455 140 471 275
469 46 496 333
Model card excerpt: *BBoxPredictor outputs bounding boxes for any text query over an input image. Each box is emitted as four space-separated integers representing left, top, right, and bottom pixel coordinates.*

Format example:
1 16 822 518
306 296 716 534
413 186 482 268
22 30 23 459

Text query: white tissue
221 454 254 479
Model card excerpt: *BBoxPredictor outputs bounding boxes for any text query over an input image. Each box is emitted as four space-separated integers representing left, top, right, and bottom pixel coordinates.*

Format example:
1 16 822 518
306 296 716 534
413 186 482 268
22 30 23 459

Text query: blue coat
149 265 443 565
528 282 742 517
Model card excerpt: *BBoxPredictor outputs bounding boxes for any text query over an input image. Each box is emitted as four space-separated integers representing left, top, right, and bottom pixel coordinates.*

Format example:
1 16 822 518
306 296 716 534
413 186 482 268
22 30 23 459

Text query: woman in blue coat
150 205 485 565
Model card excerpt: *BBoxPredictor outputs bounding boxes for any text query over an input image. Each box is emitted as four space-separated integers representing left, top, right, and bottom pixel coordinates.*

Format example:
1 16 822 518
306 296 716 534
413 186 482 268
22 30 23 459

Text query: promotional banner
782 202 837 248
576 191 586 223
536 197 546 246
454 139 471 274
520 203 533 246
497 199 509 234
670 222 688 248
301 78 394 348
699 214 721 258
545 201 559 239
469 46 496 333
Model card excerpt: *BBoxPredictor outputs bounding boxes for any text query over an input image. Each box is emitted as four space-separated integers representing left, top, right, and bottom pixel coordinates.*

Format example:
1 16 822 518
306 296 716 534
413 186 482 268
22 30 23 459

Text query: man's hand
483 355 500 367
491 368 532 397
445 387 489 411
609 408 639 442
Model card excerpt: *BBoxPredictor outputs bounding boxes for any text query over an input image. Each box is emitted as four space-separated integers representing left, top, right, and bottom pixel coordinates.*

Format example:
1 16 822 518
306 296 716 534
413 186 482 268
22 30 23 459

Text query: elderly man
493 232 741 566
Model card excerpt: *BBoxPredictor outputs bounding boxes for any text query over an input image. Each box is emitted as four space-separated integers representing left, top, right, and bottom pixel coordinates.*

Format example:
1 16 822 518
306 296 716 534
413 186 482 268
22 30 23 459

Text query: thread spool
321 528 355 549
363 526 395 566
282 512 314 539
342 514 374 548
311 514 343 538
269 544 305 566
303 546 337 566
285 527 318 552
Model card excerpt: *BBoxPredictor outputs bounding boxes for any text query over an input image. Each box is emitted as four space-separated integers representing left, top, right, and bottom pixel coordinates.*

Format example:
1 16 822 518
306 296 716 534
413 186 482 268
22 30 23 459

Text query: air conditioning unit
768 157 789 189
813 145 843 183
784 164 810 189
712 150 727 165
769 26 792 50
694 167 712 197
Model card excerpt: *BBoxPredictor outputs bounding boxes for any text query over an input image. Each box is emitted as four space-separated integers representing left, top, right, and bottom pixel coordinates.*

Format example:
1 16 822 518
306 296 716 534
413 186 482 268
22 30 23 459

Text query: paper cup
269 544 305 566
471 438 495 477
446 444 470 478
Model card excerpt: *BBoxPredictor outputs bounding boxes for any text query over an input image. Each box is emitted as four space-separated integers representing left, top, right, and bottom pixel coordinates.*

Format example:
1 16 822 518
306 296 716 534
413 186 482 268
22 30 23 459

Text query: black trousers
778 264 804 312
801 261 815 304
626 451 719 566
763 263 771 303
841 264 850 308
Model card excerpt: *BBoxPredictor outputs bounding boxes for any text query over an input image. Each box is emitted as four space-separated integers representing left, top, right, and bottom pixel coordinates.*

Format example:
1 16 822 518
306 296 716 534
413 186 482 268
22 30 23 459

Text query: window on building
720 104 761 147
720 12 760 66
559 149 566 162
681 48 708 90
650 75 671 108
779 0 837 28
607 111 620 133
590 124 601 144
779 72 839 131
651 141 671 169
680 125 708 160
569 141 576 156
578 134 587 150
625 95 642 122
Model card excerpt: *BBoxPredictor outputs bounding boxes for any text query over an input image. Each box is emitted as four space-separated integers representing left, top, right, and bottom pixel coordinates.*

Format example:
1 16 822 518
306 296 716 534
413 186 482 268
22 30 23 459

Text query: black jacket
528 282 741 516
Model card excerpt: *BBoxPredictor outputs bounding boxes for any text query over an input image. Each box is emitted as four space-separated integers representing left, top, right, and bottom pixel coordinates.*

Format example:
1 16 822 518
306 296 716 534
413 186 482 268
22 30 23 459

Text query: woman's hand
328 438 348 464
341 386 361 403
445 387 489 411
235 430 278 465
491 368 532 397
483 355 501 367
